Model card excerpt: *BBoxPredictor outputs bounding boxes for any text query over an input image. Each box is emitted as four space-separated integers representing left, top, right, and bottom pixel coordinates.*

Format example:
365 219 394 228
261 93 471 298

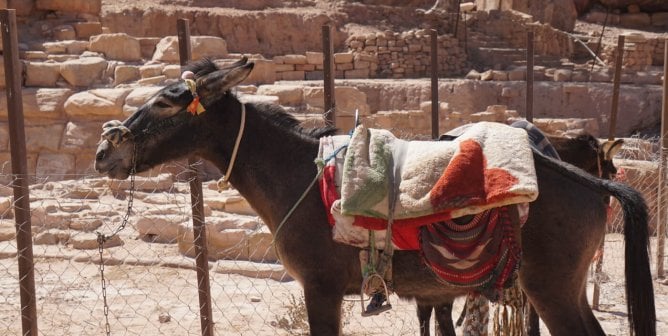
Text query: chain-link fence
0 130 665 336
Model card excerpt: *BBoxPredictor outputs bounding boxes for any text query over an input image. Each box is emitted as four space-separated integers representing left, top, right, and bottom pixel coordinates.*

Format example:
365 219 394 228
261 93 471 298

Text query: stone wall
345 29 467 78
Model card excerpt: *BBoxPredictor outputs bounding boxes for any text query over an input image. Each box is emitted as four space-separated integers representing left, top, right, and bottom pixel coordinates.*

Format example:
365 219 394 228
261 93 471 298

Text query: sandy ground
0 234 666 335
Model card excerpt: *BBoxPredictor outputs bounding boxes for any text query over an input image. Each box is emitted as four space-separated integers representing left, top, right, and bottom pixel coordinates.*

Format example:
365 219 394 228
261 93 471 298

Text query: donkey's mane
184 58 337 139
254 103 338 139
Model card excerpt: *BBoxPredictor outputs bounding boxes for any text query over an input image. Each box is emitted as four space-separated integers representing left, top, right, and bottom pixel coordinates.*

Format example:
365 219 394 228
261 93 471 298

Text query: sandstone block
21 88 72 119
256 85 303 106
344 68 369 79
554 69 573 82
114 65 140 86
247 226 277 262
305 51 323 65
89 33 142 61
71 232 122 249
64 88 132 117
501 87 521 98
138 37 161 59
108 173 173 192
136 215 183 243
465 69 481 80
140 64 165 80
0 225 15 242
123 86 163 115
25 62 61 87
283 54 307 65
61 121 102 150
191 36 228 60
151 36 179 63
480 69 494 81
275 64 294 72
507 69 526 81
137 75 166 86
334 52 354 63
42 41 67 54
69 218 103 231
53 25 75 40
241 59 276 85
153 36 228 63
295 64 315 71
60 57 107 86
34 229 70 245
64 40 89 54
492 70 508 81
23 51 47 60
26 124 64 152
36 153 75 178
35 0 101 14
278 70 305 81
162 64 181 78
73 22 102 39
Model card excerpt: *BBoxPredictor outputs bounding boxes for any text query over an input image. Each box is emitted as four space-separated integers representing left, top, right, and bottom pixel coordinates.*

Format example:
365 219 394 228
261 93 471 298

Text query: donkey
94 58 655 336
417 127 625 336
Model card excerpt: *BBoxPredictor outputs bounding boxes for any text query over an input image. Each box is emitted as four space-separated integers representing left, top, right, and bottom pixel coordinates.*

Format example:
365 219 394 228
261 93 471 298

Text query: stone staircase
466 30 564 70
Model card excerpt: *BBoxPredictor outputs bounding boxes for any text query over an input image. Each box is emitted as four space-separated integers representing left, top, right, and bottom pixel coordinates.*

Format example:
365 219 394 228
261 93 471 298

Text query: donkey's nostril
96 150 106 161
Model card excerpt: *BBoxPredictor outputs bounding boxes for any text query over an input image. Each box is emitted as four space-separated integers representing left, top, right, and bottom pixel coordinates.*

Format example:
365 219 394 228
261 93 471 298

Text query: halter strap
217 103 246 191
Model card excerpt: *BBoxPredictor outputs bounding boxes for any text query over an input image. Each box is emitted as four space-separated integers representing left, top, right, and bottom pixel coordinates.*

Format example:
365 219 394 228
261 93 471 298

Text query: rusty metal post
657 38 668 279
0 9 38 336
322 25 336 126
607 35 625 141
431 29 439 139
593 34 625 311
525 30 534 122
177 18 214 336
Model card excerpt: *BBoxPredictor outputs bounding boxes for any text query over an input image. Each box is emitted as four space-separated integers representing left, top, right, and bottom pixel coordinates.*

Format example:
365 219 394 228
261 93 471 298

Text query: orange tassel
187 96 205 115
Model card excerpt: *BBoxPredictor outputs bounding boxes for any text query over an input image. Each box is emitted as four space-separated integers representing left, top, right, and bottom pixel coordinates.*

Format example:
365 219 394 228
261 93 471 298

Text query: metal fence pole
431 29 439 139
657 38 668 279
177 18 214 336
525 30 534 122
0 9 38 336
322 25 336 127
592 34 625 311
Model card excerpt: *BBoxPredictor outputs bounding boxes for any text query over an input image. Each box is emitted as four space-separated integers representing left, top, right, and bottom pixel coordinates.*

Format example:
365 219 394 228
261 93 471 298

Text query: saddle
316 122 538 312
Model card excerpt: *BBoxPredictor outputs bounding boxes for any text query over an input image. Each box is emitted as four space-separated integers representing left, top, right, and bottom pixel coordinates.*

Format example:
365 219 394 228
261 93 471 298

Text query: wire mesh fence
0 126 665 335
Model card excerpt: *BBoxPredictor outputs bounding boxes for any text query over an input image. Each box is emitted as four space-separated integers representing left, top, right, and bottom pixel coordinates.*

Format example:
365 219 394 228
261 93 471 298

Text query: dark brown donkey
94 59 655 336
418 129 625 336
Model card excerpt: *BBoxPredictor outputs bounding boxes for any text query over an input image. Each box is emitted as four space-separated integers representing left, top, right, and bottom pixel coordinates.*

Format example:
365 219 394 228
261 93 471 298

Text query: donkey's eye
155 100 171 109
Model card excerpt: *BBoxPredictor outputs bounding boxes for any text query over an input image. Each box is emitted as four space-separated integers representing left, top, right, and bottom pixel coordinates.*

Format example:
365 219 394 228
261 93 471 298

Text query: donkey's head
94 57 254 179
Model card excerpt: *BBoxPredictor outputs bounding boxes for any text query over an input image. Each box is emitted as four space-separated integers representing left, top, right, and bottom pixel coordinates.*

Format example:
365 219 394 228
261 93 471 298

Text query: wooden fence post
322 25 336 127
0 8 38 336
177 18 214 336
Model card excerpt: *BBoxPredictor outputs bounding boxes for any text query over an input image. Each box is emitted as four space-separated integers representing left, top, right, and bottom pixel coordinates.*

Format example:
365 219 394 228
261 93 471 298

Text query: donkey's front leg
303 280 345 335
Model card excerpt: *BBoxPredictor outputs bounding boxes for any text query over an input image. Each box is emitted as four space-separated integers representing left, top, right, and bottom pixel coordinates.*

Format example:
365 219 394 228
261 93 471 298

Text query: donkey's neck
203 101 322 232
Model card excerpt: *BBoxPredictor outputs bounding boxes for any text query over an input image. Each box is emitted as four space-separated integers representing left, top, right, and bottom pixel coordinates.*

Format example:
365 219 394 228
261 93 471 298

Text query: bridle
95 89 247 336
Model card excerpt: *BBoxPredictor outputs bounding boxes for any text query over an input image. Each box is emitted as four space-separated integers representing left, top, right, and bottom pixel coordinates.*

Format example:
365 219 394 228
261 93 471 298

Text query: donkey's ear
195 62 254 100
601 138 624 161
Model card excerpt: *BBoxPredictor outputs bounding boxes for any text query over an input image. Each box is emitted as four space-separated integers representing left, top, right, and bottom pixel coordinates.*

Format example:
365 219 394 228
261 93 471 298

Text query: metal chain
96 143 138 336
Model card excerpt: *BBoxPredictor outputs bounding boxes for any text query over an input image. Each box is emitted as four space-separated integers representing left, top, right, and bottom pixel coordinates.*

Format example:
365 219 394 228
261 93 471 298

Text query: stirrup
360 273 392 317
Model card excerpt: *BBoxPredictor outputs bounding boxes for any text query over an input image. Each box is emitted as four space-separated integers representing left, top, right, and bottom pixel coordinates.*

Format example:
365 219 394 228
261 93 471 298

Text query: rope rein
271 144 348 256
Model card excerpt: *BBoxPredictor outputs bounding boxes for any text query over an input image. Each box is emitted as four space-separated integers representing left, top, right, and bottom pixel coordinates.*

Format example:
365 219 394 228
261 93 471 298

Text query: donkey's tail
533 151 656 336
